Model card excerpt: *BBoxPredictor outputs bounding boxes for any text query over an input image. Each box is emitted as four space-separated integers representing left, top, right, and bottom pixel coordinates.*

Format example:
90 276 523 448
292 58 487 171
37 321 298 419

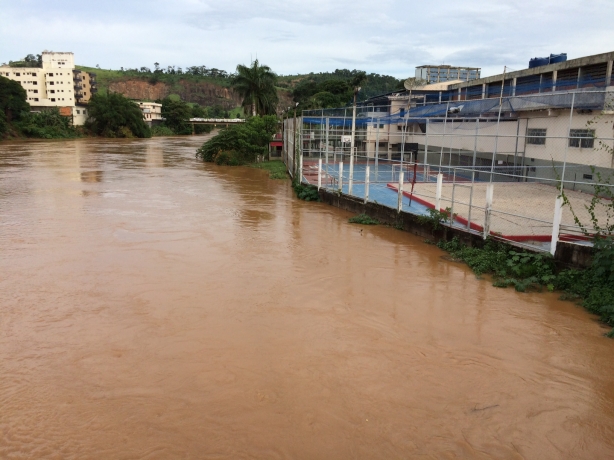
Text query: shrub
87 92 151 138
15 108 80 139
151 125 175 137
196 115 277 164
293 183 320 201
348 213 379 225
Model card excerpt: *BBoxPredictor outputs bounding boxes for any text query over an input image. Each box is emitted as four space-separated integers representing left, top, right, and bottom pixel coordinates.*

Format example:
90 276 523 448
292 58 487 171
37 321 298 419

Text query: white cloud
0 0 612 78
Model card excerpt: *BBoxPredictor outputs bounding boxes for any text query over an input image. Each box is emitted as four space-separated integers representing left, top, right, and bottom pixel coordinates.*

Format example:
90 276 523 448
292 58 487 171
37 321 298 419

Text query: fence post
550 196 563 256
397 171 404 213
348 151 354 196
299 153 304 183
484 183 494 239
364 165 370 204
317 158 322 190
435 173 443 210
325 117 330 165
338 162 343 193
375 123 380 180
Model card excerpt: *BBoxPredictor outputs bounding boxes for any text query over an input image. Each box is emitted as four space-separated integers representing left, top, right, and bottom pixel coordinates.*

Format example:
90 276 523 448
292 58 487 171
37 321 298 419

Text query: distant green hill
75 65 405 111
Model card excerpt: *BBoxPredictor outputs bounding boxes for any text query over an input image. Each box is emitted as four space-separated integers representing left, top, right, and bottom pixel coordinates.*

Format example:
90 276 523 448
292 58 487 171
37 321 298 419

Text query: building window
76 110 80 114
50 98 56 102
527 128 547 145
569 129 595 148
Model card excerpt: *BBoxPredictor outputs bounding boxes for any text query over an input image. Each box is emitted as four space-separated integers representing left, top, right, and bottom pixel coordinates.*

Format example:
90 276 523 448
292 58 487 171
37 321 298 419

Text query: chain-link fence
284 89 614 253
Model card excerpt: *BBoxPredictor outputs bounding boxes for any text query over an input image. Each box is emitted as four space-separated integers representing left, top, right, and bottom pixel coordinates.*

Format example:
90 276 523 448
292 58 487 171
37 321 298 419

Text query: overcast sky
1 0 613 79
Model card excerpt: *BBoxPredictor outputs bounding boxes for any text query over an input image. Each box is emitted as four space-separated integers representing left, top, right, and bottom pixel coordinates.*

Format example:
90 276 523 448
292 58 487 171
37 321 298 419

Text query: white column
325 118 330 164
338 162 343 192
364 165 370 204
550 196 563 256
299 154 304 183
484 183 494 239
317 158 322 190
397 171 404 213
435 173 443 210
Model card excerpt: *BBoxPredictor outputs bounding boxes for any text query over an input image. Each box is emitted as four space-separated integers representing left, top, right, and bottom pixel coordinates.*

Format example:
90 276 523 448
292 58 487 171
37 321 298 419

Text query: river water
1 136 614 459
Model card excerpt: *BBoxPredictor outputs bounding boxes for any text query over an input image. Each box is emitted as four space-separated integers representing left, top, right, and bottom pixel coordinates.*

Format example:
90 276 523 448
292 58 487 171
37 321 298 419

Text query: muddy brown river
1 136 614 459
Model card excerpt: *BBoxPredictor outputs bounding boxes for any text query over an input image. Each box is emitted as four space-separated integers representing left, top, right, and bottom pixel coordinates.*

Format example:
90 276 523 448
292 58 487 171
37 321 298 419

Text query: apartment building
73 69 97 104
0 51 94 125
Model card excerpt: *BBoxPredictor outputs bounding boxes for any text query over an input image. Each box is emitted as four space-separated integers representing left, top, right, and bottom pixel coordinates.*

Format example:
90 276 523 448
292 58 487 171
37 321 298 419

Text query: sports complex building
282 51 614 253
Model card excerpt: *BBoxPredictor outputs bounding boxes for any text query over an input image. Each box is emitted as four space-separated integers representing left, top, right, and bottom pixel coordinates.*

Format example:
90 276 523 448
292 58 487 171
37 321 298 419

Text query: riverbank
312 185 613 337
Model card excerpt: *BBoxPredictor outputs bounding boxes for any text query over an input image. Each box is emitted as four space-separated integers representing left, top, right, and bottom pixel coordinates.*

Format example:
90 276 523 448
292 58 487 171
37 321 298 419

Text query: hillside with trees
76 63 405 113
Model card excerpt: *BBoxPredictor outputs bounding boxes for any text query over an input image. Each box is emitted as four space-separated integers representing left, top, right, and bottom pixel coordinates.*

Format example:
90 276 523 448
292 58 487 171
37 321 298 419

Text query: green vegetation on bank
438 236 614 336
87 93 151 138
196 115 277 165
1 75 80 139
17 108 80 138
159 97 213 136
249 160 288 179
348 214 380 225
292 183 320 201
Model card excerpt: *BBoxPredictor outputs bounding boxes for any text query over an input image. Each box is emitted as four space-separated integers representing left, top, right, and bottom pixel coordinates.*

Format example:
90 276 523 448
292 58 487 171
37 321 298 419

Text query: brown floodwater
1 136 614 459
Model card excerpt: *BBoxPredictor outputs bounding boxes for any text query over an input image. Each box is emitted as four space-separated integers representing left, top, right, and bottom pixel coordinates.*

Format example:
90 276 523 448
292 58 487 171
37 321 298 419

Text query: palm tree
232 60 278 117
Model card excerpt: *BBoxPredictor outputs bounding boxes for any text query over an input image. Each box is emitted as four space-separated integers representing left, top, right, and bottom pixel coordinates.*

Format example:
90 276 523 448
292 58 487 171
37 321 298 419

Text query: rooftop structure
415 65 481 84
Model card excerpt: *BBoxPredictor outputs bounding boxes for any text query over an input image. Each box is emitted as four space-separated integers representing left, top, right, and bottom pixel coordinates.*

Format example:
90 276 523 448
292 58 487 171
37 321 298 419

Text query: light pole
293 102 299 182
349 86 361 195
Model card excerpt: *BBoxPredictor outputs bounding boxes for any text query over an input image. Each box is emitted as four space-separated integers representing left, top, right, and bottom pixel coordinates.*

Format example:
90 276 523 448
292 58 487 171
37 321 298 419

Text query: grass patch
249 160 288 179
293 183 320 201
348 213 379 225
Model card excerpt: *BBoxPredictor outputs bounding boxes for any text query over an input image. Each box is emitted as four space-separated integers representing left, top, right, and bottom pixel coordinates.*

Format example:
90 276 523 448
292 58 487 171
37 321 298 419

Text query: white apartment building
0 51 86 125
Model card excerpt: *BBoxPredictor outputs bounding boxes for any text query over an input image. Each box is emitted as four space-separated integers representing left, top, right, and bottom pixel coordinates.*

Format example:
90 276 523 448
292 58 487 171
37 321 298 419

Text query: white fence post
348 152 354 196
317 158 322 190
484 183 494 239
397 171 404 213
338 162 343 193
435 173 443 210
364 165 370 204
299 154 304 183
550 196 563 256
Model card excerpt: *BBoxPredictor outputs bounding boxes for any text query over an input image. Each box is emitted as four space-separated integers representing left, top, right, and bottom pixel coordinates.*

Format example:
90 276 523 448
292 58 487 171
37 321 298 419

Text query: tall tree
232 60 278 116
0 75 29 122
161 97 192 134
87 93 151 138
